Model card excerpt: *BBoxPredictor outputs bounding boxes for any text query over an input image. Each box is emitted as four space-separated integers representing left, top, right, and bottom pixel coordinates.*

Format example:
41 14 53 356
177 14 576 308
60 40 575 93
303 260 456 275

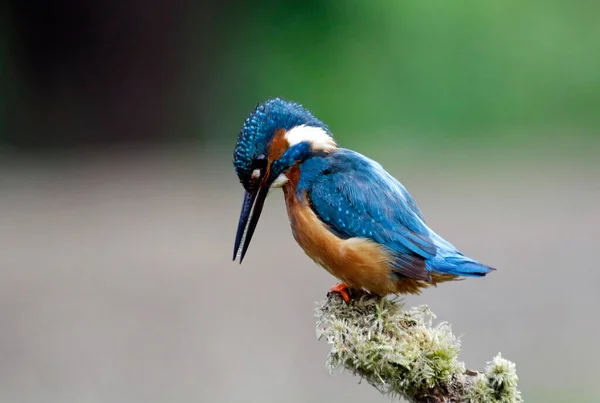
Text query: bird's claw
329 283 351 303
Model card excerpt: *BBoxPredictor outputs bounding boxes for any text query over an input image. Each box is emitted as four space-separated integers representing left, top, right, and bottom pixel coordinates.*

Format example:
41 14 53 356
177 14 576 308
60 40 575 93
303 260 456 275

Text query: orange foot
330 283 351 303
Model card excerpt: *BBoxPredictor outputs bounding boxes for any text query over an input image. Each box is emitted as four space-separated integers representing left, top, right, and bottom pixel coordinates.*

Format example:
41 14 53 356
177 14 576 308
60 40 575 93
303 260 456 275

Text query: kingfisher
232 98 495 302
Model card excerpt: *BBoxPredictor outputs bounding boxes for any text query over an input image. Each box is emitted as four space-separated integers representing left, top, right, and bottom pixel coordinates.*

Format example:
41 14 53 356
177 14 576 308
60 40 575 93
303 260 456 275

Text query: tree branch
316 291 522 403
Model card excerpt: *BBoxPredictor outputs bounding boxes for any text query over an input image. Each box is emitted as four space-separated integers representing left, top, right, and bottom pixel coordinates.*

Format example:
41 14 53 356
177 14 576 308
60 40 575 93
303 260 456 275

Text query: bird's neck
284 152 334 202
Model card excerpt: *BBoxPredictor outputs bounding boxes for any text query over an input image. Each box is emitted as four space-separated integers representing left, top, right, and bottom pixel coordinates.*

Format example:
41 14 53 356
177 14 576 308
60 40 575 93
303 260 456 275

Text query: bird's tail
428 254 495 277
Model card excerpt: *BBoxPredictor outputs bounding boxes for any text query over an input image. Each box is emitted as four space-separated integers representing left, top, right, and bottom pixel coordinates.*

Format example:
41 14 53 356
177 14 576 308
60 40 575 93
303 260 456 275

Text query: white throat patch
270 173 289 189
285 125 337 153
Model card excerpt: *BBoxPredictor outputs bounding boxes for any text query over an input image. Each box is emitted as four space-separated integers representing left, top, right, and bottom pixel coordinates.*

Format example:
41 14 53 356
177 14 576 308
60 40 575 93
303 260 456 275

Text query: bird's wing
307 150 436 281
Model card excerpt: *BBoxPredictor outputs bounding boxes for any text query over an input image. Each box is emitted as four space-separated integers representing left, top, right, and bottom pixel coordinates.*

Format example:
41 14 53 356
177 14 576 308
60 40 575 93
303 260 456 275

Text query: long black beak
232 184 269 263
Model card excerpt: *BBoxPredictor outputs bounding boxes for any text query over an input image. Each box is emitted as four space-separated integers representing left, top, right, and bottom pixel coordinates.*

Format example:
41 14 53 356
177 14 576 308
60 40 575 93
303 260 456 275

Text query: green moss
464 374 495 403
485 354 522 403
316 292 521 402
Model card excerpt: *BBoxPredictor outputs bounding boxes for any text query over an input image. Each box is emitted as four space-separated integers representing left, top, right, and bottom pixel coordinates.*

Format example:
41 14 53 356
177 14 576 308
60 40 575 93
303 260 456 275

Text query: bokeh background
1 1 599 402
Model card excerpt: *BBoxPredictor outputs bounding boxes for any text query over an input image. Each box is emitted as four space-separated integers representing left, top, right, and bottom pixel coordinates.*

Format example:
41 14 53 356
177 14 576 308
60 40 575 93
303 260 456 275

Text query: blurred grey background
1 1 599 402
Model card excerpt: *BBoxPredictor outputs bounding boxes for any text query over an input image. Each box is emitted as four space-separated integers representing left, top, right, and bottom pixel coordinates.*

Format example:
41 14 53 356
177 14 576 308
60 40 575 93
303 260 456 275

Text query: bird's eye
251 154 268 169
247 153 268 184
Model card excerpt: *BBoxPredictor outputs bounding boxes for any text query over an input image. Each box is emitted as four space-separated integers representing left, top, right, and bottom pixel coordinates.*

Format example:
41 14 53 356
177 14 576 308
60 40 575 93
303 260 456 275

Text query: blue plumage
232 98 494 297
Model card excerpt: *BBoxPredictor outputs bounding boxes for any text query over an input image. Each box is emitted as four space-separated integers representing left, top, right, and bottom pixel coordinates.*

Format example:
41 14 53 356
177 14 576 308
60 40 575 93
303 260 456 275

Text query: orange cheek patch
263 129 290 184
268 129 289 163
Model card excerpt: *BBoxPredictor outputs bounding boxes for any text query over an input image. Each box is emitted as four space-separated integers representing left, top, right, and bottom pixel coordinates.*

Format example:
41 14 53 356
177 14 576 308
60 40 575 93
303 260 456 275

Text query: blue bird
233 98 495 302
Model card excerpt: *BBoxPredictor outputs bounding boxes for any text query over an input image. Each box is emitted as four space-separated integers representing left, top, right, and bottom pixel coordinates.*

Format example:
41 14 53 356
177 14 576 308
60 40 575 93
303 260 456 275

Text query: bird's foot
329 283 351 303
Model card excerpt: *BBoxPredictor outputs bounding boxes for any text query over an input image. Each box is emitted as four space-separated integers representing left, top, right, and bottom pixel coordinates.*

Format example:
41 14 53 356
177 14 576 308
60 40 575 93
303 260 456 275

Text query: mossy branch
316 291 522 403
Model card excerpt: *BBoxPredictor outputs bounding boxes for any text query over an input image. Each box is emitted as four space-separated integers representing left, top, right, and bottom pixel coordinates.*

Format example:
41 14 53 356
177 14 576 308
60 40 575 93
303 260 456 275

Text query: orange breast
282 169 434 296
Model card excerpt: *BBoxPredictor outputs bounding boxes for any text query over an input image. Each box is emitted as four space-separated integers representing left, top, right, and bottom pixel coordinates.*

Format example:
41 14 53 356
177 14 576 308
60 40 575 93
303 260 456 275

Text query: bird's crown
233 98 332 186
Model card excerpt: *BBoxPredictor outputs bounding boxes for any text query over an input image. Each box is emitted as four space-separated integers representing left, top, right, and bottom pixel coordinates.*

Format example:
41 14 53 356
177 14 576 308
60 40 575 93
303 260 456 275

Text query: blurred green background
2 0 599 150
0 1 598 403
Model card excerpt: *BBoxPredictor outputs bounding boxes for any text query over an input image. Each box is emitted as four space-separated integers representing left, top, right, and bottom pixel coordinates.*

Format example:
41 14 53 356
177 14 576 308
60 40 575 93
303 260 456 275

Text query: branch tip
316 291 522 403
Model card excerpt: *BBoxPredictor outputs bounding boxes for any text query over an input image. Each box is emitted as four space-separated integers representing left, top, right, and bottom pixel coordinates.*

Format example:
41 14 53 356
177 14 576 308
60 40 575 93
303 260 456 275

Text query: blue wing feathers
309 171 435 258
300 149 494 280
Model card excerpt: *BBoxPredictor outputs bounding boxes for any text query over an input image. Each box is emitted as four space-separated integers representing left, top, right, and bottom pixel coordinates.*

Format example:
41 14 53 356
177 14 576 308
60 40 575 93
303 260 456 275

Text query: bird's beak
233 183 270 263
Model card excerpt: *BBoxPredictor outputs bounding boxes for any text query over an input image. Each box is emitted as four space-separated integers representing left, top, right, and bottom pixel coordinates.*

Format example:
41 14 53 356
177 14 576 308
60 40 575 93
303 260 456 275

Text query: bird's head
232 98 337 262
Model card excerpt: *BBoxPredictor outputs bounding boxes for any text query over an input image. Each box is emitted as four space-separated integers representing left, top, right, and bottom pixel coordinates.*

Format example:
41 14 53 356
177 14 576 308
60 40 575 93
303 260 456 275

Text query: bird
232 98 495 302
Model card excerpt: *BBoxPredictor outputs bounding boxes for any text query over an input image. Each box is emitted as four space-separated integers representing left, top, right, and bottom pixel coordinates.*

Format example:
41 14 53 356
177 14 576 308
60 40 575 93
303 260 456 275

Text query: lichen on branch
316 291 522 403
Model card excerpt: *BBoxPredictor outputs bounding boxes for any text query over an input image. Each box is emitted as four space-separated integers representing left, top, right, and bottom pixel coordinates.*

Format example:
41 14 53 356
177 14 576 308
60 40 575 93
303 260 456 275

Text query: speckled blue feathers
297 149 494 280
233 98 330 184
